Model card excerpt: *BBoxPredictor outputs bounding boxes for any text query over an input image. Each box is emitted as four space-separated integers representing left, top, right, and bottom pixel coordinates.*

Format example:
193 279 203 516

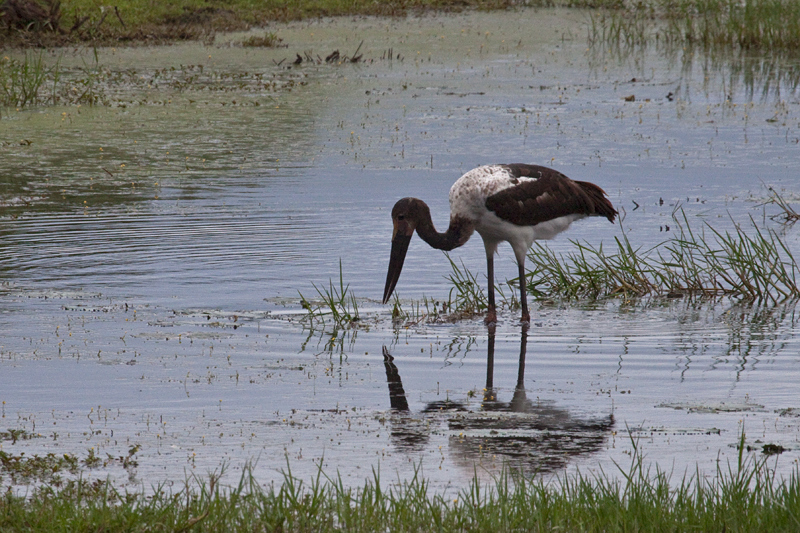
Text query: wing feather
485 164 617 226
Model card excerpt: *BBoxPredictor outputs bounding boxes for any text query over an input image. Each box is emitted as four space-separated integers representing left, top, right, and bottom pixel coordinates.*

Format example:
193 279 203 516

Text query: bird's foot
484 310 497 326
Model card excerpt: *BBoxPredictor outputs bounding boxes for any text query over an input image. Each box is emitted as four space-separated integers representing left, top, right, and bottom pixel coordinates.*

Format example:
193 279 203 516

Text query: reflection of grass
526 210 800 304
587 1 800 100
3 431 799 531
299 325 358 357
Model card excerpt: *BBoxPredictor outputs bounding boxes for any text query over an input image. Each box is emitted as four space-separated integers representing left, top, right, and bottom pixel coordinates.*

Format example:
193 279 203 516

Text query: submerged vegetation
0 444 140 487
2 434 800 532
0 49 309 114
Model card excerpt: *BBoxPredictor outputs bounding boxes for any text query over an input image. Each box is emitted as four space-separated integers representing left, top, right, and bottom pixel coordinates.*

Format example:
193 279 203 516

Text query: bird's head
382 198 427 305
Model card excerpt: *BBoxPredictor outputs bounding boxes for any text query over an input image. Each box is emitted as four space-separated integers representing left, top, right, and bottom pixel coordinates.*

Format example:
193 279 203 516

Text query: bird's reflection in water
382 325 614 475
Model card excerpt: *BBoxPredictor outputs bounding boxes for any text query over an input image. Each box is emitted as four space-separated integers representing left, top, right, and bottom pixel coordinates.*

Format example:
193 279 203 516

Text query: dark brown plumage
486 165 617 226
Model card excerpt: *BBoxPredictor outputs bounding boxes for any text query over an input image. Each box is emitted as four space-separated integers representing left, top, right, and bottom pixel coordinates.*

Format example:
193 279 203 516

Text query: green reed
385 255 492 322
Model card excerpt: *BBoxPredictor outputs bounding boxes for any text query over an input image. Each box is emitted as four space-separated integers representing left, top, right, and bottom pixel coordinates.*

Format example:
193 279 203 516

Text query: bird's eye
398 214 405 220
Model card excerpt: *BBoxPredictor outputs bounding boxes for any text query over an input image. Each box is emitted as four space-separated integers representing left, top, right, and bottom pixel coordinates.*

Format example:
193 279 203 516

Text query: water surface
2 9 800 491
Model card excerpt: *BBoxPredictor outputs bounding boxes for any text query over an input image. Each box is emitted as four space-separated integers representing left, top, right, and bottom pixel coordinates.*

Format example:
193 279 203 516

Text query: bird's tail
576 181 618 223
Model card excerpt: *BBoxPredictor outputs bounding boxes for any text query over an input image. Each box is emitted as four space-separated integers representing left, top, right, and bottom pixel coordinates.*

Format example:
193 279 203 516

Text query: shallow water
2 9 800 492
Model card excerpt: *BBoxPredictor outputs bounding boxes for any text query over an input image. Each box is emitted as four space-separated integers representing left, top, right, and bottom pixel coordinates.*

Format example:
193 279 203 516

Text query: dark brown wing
485 164 617 226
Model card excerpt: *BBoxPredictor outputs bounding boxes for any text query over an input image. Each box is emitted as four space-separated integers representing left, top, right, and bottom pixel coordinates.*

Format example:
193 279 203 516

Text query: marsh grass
6 0 800 52
444 253 488 315
0 52 59 109
525 209 800 304
239 31 284 48
0 50 110 112
588 4 650 49
299 259 360 328
660 0 800 52
762 187 800 226
2 432 800 532
387 253 517 320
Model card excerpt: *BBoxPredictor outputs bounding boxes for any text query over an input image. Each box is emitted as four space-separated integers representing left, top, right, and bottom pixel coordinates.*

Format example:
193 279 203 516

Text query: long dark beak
382 227 412 304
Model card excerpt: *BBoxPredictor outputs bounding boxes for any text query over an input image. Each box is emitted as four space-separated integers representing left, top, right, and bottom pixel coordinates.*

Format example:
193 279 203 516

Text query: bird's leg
484 243 497 325
517 254 530 324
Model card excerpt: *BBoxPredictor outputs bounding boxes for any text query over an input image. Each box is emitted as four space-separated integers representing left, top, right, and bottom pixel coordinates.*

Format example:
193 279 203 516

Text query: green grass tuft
444 253 489 315
299 259 360 328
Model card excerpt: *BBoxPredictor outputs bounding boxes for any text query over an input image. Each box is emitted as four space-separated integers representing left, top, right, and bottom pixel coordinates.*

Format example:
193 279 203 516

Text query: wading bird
382 164 617 324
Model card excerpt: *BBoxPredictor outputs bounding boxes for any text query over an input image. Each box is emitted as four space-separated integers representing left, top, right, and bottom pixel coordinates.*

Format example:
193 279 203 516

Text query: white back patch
448 165 538 223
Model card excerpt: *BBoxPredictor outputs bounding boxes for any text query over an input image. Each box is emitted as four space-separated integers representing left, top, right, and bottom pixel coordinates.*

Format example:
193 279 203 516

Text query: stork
381 164 617 325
